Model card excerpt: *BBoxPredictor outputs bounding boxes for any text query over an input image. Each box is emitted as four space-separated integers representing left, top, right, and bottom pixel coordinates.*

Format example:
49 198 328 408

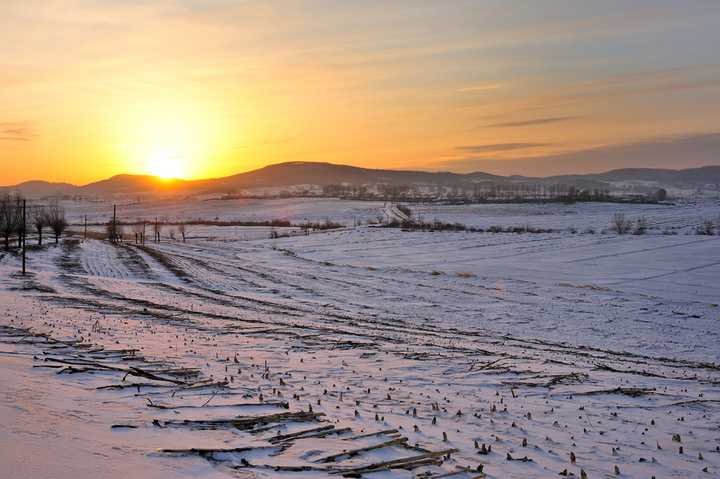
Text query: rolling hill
3 162 720 198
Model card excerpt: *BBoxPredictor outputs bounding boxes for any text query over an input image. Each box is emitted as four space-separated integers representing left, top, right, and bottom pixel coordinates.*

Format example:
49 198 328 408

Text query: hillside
195 162 507 191
4 162 720 198
7 180 78 198
77 174 190 195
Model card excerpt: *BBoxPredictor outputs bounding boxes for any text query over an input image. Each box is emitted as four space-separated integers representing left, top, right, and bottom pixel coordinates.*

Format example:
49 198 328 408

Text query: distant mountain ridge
78 174 189 194
4 162 720 198
195 162 507 191
8 180 78 198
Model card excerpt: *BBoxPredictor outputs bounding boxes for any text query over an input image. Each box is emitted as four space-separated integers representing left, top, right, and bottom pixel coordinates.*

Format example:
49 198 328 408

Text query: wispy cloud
255 138 296 146
2 1 720 183
0 122 39 142
456 143 551 153
435 133 720 176
455 82 512 92
487 117 578 128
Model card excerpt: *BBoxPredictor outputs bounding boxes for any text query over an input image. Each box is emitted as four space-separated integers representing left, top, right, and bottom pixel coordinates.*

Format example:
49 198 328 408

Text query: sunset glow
146 151 187 180
1 1 720 186
2 4 720 475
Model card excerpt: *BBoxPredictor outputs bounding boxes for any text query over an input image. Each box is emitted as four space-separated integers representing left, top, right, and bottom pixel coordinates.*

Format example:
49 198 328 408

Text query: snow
0 344 227 479
1 197 719 478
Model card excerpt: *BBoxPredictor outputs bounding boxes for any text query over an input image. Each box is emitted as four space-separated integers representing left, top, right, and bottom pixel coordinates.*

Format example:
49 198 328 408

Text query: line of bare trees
612 212 648 235
106 218 187 243
0 191 68 250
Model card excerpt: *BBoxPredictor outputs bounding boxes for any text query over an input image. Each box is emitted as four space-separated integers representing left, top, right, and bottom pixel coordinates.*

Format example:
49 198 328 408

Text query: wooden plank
147 401 289 410
43 357 187 385
343 429 399 440
329 448 459 475
161 411 326 430
318 437 408 463
160 446 254 454
268 425 336 443
97 382 171 390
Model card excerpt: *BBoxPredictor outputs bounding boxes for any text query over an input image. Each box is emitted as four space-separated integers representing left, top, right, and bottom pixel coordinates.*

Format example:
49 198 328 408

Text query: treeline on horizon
0 191 68 250
0 177 677 252
314 181 669 204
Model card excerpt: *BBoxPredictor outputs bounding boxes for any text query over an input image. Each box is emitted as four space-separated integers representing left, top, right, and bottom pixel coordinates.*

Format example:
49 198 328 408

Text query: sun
147 152 187 180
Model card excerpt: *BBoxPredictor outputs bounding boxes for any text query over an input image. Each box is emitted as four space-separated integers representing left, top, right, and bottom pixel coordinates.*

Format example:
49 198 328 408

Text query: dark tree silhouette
46 202 68 243
12 194 24 248
0 191 22 250
634 216 648 235
612 212 632 235
30 205 48 245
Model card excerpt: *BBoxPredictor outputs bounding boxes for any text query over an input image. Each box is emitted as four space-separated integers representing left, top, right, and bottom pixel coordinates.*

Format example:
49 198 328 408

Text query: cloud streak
0 123 39 142
456 143 551 153
487 117 578 128
436 133 720 177
2 1 720 184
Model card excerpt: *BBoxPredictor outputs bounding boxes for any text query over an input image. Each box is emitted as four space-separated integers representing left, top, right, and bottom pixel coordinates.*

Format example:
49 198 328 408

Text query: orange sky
2 1 720 186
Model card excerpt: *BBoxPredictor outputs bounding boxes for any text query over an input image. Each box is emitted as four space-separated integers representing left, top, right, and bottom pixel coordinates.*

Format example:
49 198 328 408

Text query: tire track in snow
564 236 718 264
38 238 720 376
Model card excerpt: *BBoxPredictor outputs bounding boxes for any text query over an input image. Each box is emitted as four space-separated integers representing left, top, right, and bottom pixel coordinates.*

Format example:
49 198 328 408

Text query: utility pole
84 214 87 240
113 205 117 243
22 200 26 275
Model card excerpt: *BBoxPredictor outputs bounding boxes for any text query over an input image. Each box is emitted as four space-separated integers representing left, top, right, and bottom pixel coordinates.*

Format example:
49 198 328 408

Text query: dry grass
455 271 477 278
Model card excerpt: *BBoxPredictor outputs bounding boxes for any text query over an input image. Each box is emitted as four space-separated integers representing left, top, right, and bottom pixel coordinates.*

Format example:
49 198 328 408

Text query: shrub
633 216 648 235
396 204 412 217
306 219 344 231
612 212 632 235
696 219 715 235
455 271 477 278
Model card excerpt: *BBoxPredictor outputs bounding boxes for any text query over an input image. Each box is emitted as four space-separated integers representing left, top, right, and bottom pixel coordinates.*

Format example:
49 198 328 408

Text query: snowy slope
1 198 719 478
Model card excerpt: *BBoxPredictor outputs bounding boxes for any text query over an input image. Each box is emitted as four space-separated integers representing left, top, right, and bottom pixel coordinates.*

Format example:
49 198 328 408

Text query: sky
1 0 720 185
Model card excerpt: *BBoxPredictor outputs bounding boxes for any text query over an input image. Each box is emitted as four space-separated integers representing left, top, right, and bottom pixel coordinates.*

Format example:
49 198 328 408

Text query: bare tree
698 219 715 236
633 216 648 235
132 220 145 244
30 205 48 245
105 220 115 242
612 212 632 235
12 194 24 248
178 223 186 242
46 202 68 243
0 192 12 250
154 220 163 242
0 191 21 250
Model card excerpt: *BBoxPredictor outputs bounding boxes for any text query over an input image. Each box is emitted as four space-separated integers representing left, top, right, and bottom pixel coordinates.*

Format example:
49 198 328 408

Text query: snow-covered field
1 198 719 478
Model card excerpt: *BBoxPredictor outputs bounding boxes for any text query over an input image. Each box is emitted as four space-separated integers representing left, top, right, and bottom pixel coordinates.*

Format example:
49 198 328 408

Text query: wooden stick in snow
343 429 399 440
328 448 459 474
319 437 409 463
268 425 336 443
160 446 255 454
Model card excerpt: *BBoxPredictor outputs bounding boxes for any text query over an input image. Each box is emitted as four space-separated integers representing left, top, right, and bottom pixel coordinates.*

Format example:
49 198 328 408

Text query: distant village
220 181 679 205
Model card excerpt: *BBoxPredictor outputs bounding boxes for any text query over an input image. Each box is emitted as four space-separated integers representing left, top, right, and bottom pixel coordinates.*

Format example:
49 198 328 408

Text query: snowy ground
1 198 719 478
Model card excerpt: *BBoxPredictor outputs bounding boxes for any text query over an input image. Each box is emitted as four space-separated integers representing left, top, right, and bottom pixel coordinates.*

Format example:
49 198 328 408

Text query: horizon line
3 160 720 190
